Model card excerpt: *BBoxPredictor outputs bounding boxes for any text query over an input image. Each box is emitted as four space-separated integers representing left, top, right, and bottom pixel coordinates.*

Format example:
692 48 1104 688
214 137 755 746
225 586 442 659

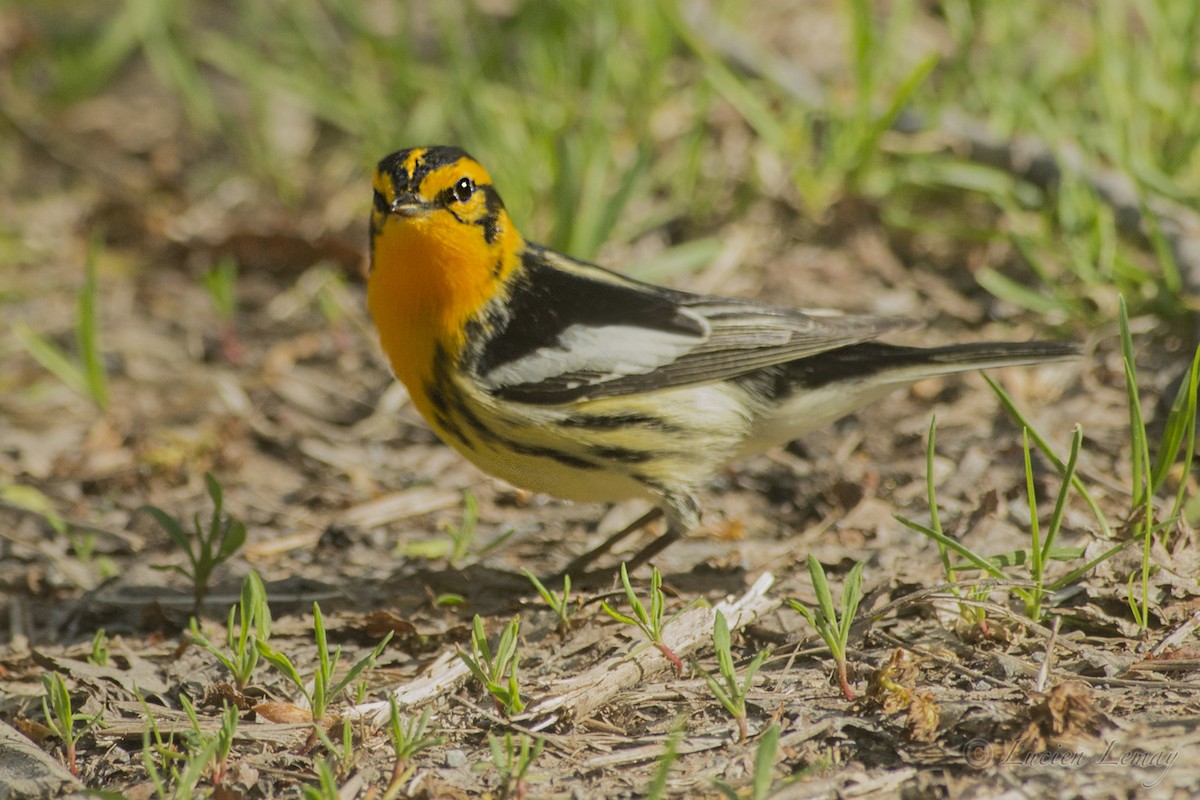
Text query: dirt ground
3 7 1200 800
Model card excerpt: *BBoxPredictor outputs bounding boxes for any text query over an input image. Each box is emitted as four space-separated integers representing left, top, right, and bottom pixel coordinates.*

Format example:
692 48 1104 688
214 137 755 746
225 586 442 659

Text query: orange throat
367 212 519 416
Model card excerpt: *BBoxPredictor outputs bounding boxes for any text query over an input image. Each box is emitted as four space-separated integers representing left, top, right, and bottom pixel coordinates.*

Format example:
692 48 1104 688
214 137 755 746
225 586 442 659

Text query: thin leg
558 507 663 578
623 491 700 572
621 526 683 572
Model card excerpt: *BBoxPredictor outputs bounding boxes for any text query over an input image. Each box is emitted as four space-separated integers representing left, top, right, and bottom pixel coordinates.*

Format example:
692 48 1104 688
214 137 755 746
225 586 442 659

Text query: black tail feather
772 340 1078 391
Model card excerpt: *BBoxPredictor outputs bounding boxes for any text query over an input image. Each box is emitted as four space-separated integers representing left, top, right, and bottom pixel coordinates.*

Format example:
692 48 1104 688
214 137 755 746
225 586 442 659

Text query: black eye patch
373 189 390 214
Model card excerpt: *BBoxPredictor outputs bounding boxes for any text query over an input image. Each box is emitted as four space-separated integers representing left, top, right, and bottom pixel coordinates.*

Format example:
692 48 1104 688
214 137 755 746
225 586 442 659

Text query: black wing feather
473 246 917 405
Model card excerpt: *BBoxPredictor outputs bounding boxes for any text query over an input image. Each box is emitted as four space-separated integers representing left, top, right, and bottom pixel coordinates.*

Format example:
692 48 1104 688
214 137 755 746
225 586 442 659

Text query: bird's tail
775 340 1078 389
739 340 1078 454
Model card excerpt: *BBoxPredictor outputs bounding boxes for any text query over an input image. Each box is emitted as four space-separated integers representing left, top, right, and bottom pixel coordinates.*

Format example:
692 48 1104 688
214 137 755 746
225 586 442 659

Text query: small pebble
445 749 468 769
990 653 1025 680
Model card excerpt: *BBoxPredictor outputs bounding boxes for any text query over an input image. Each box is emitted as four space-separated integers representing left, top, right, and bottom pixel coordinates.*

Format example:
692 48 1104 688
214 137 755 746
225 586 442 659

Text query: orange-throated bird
367 146 1074 572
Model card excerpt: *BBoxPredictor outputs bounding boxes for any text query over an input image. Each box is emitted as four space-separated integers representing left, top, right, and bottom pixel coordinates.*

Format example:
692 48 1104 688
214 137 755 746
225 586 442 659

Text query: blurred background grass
3 0 1199 327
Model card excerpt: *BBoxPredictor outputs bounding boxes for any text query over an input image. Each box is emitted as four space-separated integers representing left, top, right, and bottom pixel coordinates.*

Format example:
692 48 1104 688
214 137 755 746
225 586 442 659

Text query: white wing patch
483 313 711 392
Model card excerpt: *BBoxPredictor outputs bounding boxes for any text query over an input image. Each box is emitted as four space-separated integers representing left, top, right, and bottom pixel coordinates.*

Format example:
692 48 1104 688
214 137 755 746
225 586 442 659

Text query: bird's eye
373 189 390 214
451 177 475 204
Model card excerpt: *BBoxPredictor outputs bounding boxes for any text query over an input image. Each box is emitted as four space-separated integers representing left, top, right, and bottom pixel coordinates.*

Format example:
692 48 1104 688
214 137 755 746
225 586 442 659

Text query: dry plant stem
655 642 684 676
527 572 777 724
387 759 406 798
1034 616 1062 694
346 651 472 727
1149 607 1200 658
836 661 854 702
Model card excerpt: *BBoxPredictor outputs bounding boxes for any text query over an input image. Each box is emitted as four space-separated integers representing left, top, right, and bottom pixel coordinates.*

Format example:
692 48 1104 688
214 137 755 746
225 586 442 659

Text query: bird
366 145 1075 573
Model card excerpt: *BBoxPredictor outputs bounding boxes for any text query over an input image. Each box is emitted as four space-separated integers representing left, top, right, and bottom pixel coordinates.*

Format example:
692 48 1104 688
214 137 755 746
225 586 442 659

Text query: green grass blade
1042 425 1083 562
894 516 1008 579
984 375 1111 537
1119 297 1148 506
12 323 90 399
838 562 864 650
806 555 838 626
750 724 780 800
1023 428 1042 578
76 241 109 409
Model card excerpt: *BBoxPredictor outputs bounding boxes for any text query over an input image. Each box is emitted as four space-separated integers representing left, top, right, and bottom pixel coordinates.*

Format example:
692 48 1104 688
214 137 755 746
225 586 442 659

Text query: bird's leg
622 493 700 573
558 507 663 578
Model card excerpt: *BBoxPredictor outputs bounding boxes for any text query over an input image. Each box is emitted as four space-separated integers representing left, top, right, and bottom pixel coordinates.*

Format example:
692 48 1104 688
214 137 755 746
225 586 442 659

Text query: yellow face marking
401 148 426 177
417 158 494 204
367 149 524 420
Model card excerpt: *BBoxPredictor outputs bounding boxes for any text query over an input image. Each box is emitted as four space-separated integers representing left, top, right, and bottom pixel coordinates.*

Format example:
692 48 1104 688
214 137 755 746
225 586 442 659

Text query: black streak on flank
425 381 450 415
449 394 497 446
433 411 471 450
559 413 683 433
427 345 477 451
431 342 501 447
592 446 655 464
507 442 598 470
424 379 472 450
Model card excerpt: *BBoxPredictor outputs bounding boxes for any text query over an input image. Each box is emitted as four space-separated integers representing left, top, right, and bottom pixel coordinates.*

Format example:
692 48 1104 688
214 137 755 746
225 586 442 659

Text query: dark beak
389 191 427 218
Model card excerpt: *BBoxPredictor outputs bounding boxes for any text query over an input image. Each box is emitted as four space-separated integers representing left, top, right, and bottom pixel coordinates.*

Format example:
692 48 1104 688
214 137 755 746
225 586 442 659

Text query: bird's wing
473 246 915 405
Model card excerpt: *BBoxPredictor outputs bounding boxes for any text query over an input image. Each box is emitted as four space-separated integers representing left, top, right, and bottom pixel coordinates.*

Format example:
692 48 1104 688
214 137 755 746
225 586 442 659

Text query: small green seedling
302 758 341 800
912 415 983 626
13 234 109 409
601 563 682 674
432 593 466 608
458 614 525 716
1117 296 1199 629
447 490 479 566
144 472 247 613
143 723 215 800
897 417 1086 628
986 376 1112 536
379 700 441 796
714 723 781 800
313 718 356 778
41 672 101 776
88 628 109 667
487 731 543 800
697 610 769 742
202 257 238 320
384 701 442 798
189 570 271 689
523 569 575 633
903 297 1198 634
401 491 514 564
202 256 244 363
787 556 863 700
256 602 393 722
138 696 186 800
180 694 237 787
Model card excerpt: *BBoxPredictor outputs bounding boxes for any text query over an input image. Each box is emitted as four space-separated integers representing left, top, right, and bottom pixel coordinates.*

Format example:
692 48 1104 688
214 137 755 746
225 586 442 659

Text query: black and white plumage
368 146 1077 572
